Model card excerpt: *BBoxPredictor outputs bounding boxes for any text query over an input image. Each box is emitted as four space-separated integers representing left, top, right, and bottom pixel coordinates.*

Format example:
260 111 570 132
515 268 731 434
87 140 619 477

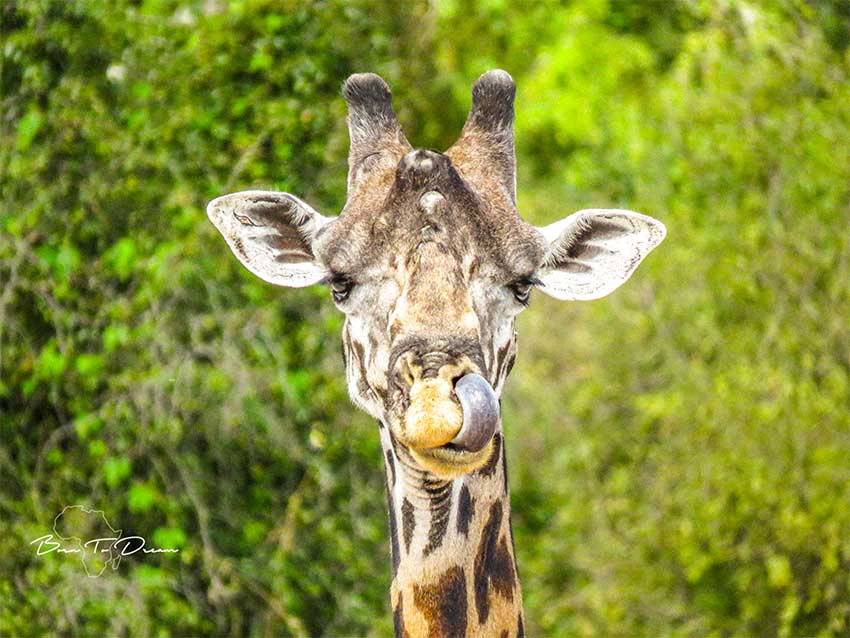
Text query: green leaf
131 82 152 99
103 457 132 488
75 353 104 376
88 440 107 458
249 50 273 71
74 413 103 440
128 483 159 513
135 564 167 590
243 520 267 544
54 243 81 281
16 109 42 151
33 341 67 381
102 324 130 352
767 555 792 588
103 238 137 281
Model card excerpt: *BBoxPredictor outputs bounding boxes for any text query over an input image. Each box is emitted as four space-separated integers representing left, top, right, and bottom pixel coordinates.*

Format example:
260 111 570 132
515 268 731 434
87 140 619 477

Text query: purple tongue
451 374 499 452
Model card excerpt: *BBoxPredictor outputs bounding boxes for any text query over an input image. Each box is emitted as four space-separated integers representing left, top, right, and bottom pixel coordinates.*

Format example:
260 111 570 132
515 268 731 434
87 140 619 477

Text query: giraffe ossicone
207 69 665 638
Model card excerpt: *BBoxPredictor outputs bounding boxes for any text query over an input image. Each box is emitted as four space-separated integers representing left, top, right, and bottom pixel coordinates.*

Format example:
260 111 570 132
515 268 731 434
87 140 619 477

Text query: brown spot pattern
501 447 509 495
473 499 516 624
491 537 516 601
413 565 468 638
351 339 369 382
385 449 396 486
504 351 516 379
387 484 399 577
423 490 451 557
393 595 409 638
401 498 415 553
494 339 512 381
456 484 474 536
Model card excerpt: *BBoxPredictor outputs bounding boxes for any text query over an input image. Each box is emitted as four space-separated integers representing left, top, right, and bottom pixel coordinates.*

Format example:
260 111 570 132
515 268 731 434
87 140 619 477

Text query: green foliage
1 1 848 636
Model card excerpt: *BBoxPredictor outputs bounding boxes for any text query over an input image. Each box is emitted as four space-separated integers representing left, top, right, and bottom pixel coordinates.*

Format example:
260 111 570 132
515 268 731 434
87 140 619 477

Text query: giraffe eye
329 275 354 303
509 277 539 306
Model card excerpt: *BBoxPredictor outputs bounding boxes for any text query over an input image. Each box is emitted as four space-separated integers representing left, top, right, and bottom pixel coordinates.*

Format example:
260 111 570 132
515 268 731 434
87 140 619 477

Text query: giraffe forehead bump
418 190 446 215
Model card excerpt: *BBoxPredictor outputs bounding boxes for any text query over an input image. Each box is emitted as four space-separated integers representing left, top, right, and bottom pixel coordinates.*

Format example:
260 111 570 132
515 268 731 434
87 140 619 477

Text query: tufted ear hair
447 69 517 203
535 209 666 301
206 190 333 287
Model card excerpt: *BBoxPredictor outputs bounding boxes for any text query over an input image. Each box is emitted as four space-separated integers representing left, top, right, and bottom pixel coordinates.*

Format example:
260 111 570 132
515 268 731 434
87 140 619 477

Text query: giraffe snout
388 337 493 451
386 341 499 476
391 350 476 451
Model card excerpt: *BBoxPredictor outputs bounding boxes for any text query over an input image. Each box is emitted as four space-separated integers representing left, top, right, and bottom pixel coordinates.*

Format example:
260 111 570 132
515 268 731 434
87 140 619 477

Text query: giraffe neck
379 422 524 638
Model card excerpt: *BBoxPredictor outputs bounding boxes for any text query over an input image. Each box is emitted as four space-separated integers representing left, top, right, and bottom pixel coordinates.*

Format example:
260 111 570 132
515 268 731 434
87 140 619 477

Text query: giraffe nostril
400 356 416 387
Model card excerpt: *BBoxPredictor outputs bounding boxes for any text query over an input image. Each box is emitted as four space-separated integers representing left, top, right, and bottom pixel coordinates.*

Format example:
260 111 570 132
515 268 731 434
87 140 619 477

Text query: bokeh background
2 1 849 636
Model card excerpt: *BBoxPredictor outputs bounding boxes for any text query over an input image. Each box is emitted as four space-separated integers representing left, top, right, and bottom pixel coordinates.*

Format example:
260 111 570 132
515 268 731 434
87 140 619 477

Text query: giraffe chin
408 439 495 479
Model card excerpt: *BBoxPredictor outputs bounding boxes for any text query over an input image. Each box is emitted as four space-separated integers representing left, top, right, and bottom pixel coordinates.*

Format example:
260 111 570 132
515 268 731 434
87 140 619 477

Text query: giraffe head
208 70 665 479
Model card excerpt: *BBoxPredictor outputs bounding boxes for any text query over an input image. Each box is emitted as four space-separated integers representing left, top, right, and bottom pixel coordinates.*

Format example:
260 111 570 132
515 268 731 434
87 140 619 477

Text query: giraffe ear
206 190 333 287
535 209 666 301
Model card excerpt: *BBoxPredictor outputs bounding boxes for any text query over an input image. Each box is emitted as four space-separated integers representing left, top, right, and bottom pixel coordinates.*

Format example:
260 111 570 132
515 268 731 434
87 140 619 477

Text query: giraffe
207 70 665 638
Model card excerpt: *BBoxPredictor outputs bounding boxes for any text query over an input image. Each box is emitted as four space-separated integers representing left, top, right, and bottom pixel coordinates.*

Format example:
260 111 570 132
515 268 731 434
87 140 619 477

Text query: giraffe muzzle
401 372 498 454
402 372 499 478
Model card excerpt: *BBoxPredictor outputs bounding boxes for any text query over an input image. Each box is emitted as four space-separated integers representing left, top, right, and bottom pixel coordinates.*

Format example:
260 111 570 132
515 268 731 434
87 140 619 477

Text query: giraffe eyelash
509 276 541 306
328 273 355 303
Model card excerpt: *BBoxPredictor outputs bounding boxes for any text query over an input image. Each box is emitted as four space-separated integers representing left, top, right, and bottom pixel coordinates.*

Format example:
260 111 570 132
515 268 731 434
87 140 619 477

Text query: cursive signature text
30 534 179 556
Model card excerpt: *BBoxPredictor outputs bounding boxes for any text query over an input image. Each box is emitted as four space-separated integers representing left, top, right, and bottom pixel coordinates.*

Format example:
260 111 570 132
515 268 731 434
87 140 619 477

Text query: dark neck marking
474 499 516 625
457 484 474 536
412 565 468 638
401 498 415 553
423 483 452 556
386 479 400 578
